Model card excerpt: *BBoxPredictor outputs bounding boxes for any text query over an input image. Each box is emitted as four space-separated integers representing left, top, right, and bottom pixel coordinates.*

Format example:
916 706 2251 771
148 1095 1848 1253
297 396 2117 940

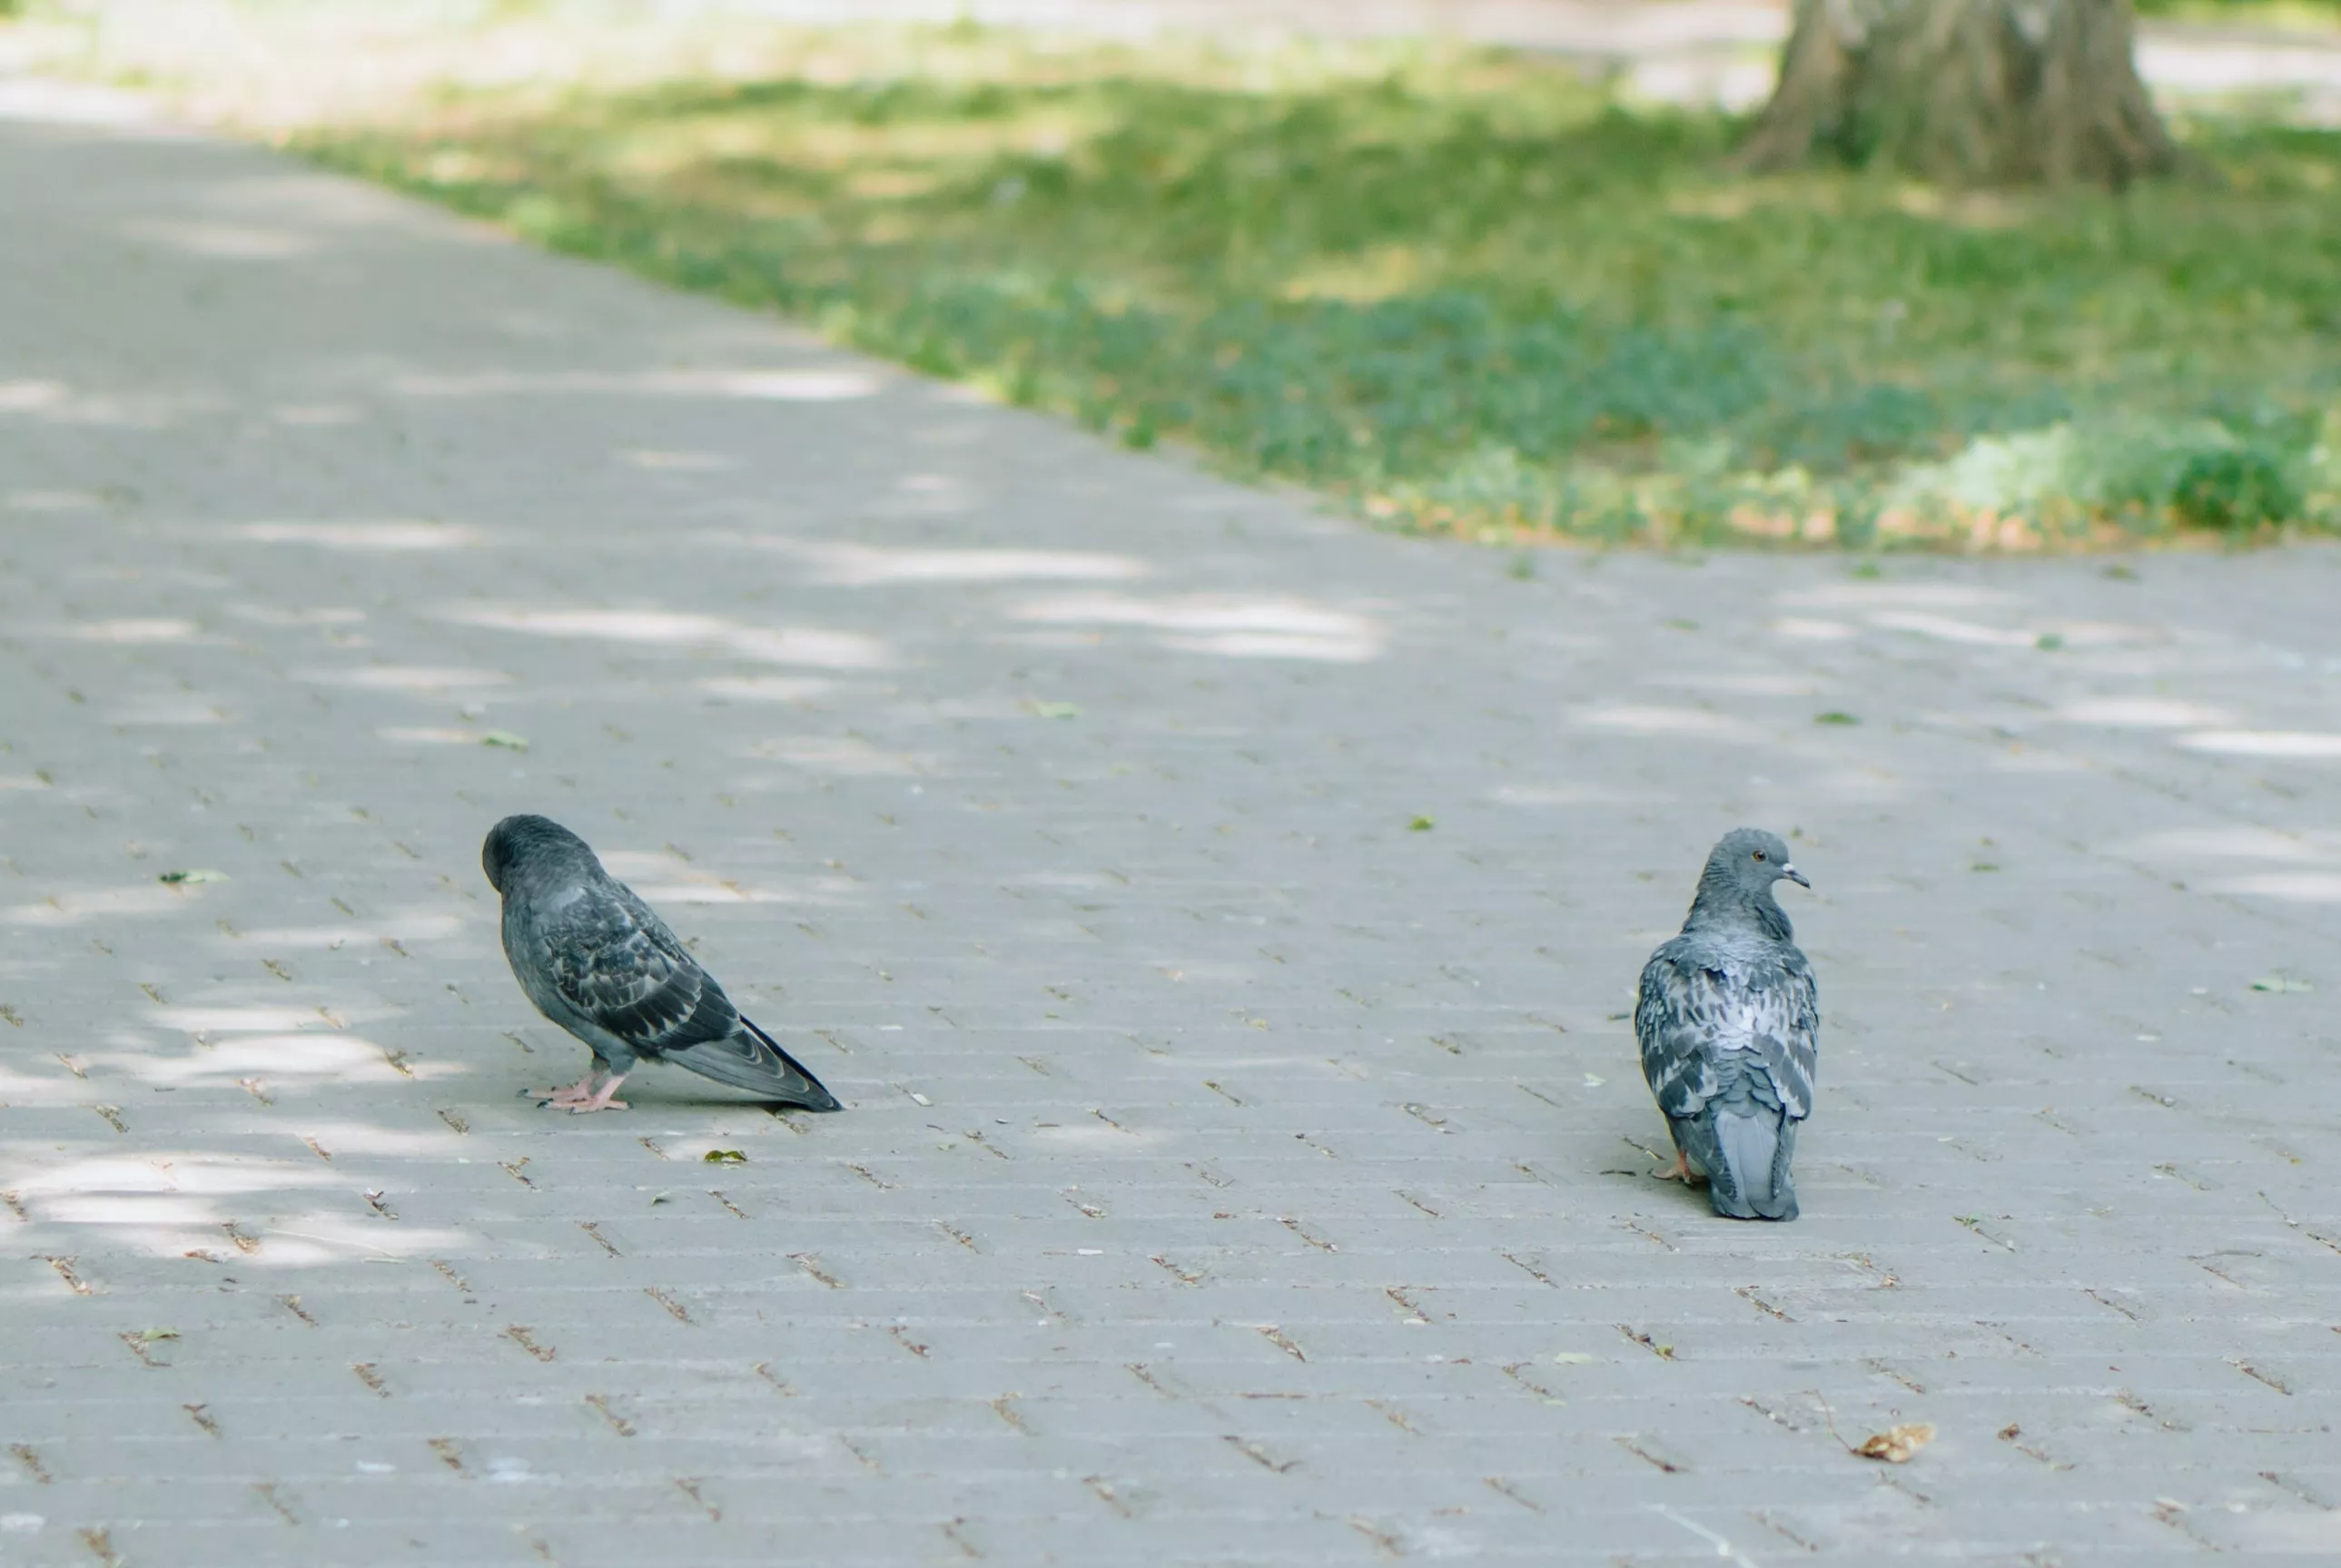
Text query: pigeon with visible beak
1634 827 1817 1220
482 814 839 1114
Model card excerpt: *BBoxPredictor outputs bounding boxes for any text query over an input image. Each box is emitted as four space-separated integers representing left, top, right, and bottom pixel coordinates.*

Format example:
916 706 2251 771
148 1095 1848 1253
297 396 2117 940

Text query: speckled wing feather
539 882 741 1059
1635 937 1819 1122
662 1016 839 1109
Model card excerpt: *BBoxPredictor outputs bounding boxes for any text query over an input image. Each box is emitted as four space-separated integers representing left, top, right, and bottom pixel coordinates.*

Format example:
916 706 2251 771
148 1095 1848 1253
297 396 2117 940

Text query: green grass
134 16 2341 547
2137 0 2341 25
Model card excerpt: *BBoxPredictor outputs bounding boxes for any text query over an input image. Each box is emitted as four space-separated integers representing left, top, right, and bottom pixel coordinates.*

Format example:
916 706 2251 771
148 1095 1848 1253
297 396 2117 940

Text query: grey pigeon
482 814 840 1114
1634 827 1817 1220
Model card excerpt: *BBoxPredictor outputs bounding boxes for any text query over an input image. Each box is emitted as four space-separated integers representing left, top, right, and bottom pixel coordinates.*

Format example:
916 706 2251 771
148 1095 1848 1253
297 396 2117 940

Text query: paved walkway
4 93 2341 1568
707 0 2341 114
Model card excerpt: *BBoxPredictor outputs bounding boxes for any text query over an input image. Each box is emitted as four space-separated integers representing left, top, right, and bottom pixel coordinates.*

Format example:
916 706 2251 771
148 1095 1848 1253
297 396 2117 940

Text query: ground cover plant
32 3 2341 547
2137 0 2341 23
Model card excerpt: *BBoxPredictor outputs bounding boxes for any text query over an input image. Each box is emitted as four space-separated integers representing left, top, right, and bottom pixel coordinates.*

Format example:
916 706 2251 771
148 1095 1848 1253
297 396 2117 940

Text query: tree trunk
1737 0 2182 188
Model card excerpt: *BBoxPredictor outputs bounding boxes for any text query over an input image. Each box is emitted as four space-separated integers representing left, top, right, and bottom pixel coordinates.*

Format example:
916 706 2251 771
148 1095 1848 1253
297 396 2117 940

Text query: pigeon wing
1637 941 1721 1118
662 1017 842 1110
1749 946 1820 1121
1636 941 1819 1121
541 882 740 1056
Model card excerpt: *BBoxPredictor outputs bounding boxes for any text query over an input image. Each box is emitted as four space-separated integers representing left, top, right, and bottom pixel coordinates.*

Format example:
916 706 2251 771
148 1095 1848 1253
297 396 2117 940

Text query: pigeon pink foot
1654 1150 1704 1186
566 1073 630 1114
539 1069 604 1108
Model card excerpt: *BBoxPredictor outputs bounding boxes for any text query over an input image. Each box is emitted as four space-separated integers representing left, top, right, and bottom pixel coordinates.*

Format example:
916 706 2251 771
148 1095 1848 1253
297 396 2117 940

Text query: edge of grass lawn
59 10 2341 554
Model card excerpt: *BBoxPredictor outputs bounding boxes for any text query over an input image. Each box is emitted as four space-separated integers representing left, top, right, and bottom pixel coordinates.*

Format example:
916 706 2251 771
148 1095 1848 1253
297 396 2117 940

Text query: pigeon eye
1752 851 1766 862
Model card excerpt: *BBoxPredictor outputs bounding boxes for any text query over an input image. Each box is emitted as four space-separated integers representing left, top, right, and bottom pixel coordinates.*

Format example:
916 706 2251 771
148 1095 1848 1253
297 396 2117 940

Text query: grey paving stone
2 95 2340 1568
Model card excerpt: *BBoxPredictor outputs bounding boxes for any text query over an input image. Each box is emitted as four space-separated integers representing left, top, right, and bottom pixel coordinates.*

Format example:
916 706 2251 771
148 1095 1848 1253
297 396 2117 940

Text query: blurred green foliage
2135 0 2341 20
292 27 2341 547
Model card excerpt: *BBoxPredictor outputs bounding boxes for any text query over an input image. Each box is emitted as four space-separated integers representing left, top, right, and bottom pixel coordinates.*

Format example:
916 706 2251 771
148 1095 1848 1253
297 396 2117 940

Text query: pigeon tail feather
1708 1108 1797 1221
665 1016 841 1111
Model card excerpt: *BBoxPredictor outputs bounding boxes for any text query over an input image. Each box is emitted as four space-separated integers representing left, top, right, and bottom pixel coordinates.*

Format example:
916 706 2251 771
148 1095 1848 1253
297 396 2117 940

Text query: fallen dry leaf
1853 1422 1936 1463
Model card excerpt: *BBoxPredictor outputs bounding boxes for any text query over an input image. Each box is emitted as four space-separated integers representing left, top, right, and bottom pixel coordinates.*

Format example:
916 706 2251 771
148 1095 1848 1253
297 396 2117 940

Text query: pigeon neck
509 844 599 894
1684 876 1793 942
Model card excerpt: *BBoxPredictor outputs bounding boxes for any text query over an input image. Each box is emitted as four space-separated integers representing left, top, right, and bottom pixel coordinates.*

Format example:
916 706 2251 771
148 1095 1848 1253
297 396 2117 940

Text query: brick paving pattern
2 103 2338 1565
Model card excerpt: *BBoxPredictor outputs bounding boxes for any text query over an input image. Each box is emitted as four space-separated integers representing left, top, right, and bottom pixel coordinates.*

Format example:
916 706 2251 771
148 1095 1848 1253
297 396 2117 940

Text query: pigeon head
482 814 592 894
1700 827 1809 902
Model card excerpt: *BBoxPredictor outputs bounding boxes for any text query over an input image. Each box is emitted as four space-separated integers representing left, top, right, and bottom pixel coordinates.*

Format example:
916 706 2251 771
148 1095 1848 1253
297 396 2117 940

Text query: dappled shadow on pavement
3 103 2340 1563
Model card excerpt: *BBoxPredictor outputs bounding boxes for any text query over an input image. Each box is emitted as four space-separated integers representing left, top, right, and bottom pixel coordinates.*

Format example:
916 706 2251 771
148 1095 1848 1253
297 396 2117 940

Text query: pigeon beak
1781 864 1811 889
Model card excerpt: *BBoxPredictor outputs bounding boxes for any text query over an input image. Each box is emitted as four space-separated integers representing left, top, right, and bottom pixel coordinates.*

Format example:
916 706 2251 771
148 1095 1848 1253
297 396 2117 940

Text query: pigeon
1634 827 1817 1221
482 814 840 1114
